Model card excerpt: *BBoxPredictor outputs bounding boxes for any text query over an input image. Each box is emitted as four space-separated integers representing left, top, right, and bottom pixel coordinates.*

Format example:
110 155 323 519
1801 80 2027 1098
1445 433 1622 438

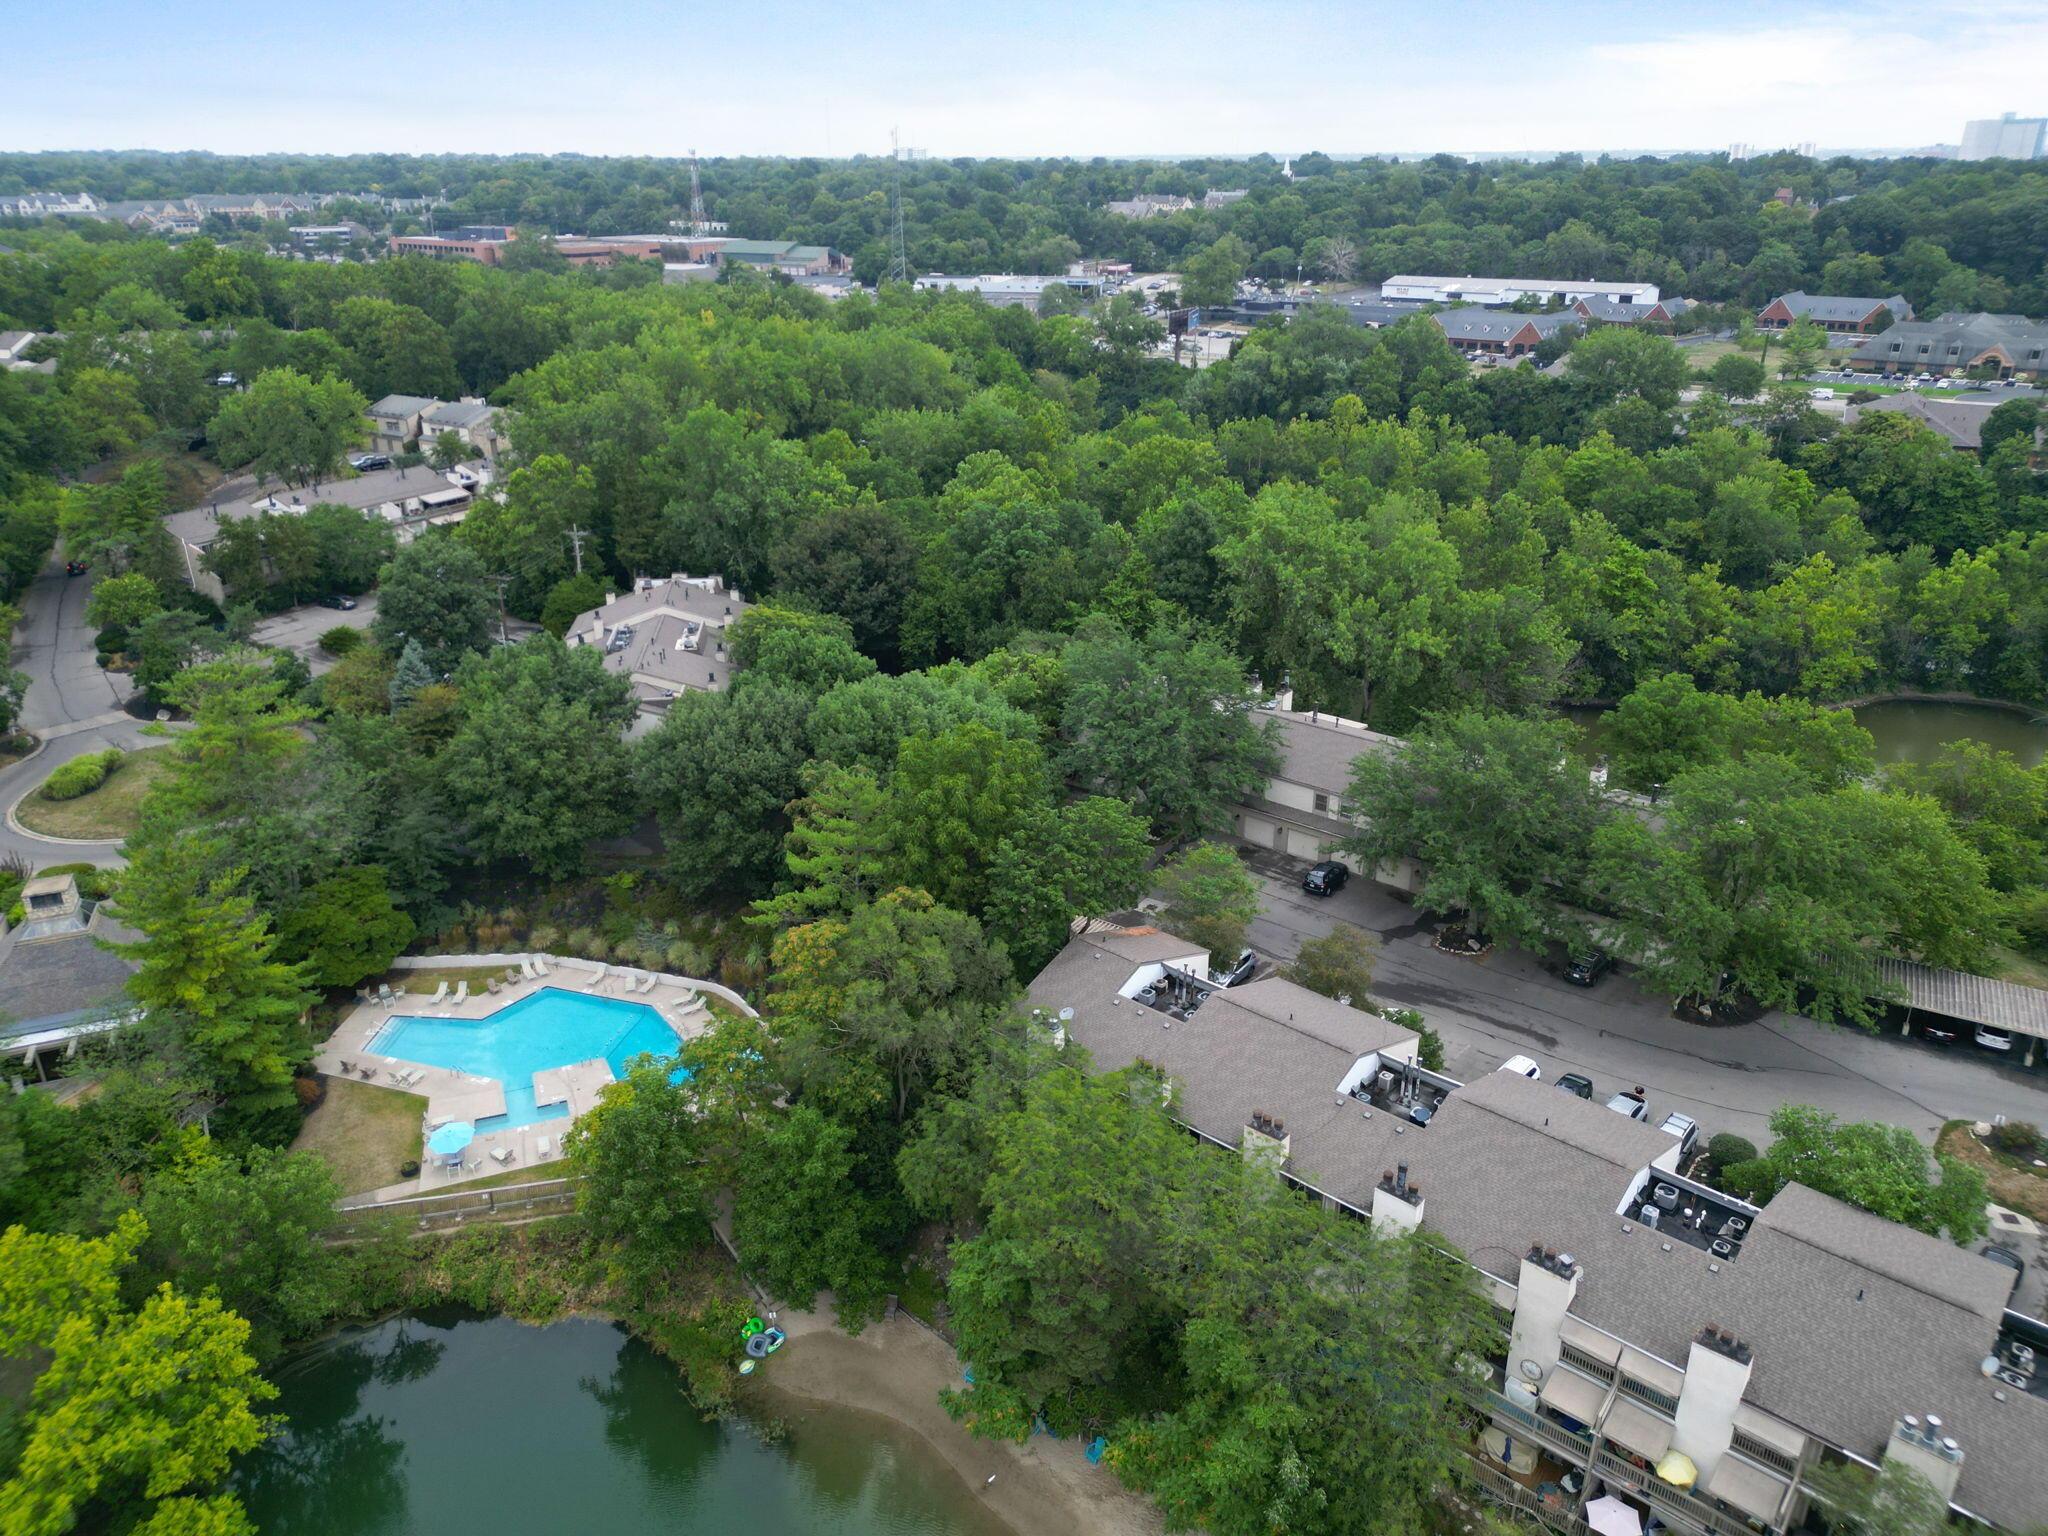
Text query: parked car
1976 1025 2015 1052
1556 1073 1594 1100
317 594 359 611
1981 1244 2026 1297
1498 1055 1542 1082
1659 1112 1700 1163
1208 948 1257 988
63 559 88 577
349 453 391 471
1563 950 1612 987
1606 1087 1649 1123
1918 1021 1961 1045
211 371 238 387
1301 861 1349 898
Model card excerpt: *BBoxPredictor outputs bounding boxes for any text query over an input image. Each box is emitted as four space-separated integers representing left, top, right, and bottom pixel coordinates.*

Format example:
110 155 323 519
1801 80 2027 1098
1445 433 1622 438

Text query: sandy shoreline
753 1307 1164 1536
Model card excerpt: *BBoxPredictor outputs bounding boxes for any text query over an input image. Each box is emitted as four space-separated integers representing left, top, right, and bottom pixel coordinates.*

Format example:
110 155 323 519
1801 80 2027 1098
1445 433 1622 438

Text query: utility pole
565 525 591 576
490 572 512 643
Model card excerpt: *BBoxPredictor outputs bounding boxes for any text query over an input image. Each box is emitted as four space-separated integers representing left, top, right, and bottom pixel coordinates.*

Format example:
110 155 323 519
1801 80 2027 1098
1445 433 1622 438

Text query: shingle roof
1029 926 2048 1531
1269 710 1399 794
1764 291 1909 325
1846 393 1999 452
422 400 494 430
1850 312 2048 367
0 930 136 1035
1431 307 1581 343
164 467 465 548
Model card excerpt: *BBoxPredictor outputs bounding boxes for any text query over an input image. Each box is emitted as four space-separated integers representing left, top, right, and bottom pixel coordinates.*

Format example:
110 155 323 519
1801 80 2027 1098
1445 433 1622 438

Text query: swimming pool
372 988 683 1129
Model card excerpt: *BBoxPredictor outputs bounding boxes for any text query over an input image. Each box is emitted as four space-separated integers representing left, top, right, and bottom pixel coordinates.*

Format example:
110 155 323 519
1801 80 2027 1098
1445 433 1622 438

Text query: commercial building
388 233 506 265
1573 296 1694 327
709 239 846 275
164 466 473 604
1755 292 1911 333
1843 393 2000 453
1959 113 2048 161
1103 194 1194 218
288 222 369 250
1027 921 2048 1536
552 239 664 268
1431 305 1583 357
1383 274 1660 308
564 574 750 711
913 273 1102 309
1848 313 2048 380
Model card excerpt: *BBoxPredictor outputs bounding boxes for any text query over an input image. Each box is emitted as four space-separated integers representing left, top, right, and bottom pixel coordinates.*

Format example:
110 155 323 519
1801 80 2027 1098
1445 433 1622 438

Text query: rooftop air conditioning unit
1640 1205 1661 1229
1377 1070 1396 1093
1653 1184 1679 1210
1710 1238 1735 1260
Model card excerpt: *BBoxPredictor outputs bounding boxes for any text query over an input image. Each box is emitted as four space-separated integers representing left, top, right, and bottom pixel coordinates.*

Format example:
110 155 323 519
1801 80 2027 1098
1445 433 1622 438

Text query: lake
237 1313 1014 1536
1561 698 2048 769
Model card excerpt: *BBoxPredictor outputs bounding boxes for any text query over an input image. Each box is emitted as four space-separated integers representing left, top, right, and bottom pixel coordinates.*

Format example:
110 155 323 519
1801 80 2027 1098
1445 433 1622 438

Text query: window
1313 792 1330 813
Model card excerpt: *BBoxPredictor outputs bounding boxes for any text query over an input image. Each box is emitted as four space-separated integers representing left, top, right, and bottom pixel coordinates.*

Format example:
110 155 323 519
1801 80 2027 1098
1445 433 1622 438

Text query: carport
1878 956 2048 1066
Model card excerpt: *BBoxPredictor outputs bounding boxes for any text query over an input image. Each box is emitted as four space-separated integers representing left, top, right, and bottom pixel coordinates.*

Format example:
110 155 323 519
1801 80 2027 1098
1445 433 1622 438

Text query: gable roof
1763 291 1910 325
366 393 443 419
1431 306 1580 343
1850 312 2048 366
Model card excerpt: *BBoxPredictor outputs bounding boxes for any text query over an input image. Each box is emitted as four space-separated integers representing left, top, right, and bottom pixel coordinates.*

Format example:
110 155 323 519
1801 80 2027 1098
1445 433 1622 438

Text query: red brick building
388 234 507 265
1756 291 1911 333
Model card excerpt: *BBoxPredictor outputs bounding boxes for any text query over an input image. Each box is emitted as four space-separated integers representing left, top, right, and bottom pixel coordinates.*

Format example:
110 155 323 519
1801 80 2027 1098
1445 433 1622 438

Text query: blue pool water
373 988 683 1129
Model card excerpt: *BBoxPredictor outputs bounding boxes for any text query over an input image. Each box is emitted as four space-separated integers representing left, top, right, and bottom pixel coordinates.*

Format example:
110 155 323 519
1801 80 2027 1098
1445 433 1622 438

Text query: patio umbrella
1585 1495 1643 1536
426 1121 475 1159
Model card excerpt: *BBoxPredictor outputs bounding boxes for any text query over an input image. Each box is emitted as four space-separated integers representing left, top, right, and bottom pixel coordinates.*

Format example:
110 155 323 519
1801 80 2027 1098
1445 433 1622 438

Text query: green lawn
15 749 171 840
293 1076 428 1196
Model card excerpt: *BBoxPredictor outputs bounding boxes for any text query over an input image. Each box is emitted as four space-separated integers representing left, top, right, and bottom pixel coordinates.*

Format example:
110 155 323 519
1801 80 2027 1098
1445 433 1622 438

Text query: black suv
1563 950 1612 987
349 453 391 472
1302 861 1349 897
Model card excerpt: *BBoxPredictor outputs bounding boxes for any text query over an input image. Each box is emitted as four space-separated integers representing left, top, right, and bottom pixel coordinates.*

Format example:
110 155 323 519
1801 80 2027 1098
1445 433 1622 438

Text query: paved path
1236 846 2048 1151
0 558 159 867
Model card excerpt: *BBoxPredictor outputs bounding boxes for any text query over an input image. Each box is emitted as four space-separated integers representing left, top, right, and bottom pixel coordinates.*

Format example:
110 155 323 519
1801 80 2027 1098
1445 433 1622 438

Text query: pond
237 1313 1014 1536
1560 699 2048 769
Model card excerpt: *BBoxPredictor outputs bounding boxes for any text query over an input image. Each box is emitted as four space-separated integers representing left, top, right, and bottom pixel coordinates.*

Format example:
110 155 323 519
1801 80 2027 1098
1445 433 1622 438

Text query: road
1235 846 2048 1152
0 557 160 868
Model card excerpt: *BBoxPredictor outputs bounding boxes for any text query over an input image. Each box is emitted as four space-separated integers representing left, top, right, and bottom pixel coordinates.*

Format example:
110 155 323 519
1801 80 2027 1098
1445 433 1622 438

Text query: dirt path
755 1308 1163 1536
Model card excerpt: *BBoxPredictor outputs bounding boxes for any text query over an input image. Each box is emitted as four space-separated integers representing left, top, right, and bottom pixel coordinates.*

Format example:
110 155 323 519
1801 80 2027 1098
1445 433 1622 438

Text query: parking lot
249 595 377 674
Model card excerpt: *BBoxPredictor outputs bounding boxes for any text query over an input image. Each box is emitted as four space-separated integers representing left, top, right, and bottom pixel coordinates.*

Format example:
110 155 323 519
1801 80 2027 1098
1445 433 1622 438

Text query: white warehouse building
1381 273 1661 308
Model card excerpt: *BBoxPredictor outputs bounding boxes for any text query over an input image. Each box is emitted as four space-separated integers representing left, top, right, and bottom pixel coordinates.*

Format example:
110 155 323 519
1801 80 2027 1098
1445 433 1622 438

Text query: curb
4 744 128 852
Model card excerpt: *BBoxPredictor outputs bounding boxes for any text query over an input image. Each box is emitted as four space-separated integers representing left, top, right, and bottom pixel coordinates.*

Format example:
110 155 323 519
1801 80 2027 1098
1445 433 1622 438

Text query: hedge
41 748 124 801
319 626 365 656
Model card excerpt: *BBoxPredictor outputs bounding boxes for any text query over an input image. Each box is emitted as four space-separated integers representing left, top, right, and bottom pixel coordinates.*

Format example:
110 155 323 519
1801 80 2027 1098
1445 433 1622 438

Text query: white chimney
1674 1327 1755 1480
1508 1247 1581 1387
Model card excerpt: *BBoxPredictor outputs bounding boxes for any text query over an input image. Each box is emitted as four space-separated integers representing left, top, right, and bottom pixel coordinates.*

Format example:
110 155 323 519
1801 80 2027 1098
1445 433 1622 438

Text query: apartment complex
564 574 750 710
1026 923 2048 1535
365 394 504 457
1959 113 2048 161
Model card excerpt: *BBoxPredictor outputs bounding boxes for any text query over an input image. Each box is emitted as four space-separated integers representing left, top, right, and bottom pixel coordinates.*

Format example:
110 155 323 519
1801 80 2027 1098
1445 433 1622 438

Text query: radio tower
688 149 710 238
885 128 910 285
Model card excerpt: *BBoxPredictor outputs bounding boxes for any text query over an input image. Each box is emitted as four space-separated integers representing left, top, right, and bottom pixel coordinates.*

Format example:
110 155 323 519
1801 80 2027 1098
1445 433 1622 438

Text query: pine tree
388 636 432 710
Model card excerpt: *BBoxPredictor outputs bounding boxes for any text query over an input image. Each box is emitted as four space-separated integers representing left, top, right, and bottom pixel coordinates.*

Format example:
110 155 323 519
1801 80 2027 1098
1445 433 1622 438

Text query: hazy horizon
9 0 2039 162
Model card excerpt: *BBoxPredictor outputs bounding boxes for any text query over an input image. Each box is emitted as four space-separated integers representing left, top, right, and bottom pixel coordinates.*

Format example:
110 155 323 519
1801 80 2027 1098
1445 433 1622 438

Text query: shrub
1988 1121 2041 1157
530 923 563 954
2012 890 2048 953
399 1159 421 1179
41 748 123 801
1706 1133 1758 1172
318 625 364 656
564 926 597 957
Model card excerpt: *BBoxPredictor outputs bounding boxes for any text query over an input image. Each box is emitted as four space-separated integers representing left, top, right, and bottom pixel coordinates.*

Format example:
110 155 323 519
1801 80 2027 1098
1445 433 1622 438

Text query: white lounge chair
489 1146 515 1166
536 1136 553 1158
637 973 656 994
533 958 550 978
451 981 468 1006
427 980 448 1005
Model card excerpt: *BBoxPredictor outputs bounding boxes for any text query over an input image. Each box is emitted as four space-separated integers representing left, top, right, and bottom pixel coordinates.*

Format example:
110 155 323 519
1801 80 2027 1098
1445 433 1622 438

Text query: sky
5 0 2043 160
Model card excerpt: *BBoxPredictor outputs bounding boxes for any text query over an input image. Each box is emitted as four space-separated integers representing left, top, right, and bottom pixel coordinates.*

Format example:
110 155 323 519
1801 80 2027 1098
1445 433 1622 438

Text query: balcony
1465 1458 1590 1536
1480 1389 1594 1464
1591 1449 1768 1536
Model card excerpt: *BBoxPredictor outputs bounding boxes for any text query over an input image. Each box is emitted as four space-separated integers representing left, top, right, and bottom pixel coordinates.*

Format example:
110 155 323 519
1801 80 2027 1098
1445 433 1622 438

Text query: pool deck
314 961 718 1193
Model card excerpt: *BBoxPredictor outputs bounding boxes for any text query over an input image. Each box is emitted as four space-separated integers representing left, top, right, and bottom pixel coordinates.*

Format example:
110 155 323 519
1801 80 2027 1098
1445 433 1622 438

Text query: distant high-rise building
1794 141 1818 159
1959 112 2047 160
1728 142 1753 161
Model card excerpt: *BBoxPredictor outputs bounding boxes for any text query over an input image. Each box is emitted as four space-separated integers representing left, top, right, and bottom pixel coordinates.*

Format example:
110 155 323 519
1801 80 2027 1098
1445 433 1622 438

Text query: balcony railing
1483 1390 1595 1463
1465 1458 1590 1536
1592 1449 1766 1536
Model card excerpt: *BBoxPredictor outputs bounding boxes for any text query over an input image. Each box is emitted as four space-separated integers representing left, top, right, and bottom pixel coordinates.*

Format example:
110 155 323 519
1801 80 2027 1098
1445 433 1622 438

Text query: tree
1603 674 1875 793
1978 396 2042 460
1705 352 1766 400
1284 923 1376 1003
637 685 815 901
207 368 367 488
458 453 593 615
1179 234 1252 308
426 429 471 473
731 1105 893 1325
139 1146 343 1354
1056 618 1280 842
1805 1459 1949 1536
371 536 496 676
302 503 396 595
435 638 638 879
1566 327 1690 410
568 1059 716 1296
1344 712 1601 947
728 606 876 699
539 572 602 639
771 507 921 667
1776 317 1828 379
275 866 416 988
983 796 1152 973
1883 742 2048 895
332 296 460 401
1592 759 2005 1024
61 459 170 574
1719 1104 1990 1244
1154 843 1260 960
884 723 1052 915
108 837 315 1116
0 1213 275 1536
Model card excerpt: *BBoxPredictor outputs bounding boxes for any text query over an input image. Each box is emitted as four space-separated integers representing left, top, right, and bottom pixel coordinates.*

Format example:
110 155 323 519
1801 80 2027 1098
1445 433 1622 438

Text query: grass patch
294 1075 428 1196
15 748 171 840
1988 945 2048 991
386 963 525 994
897 1258 944 1328
1938 1119 2048 1225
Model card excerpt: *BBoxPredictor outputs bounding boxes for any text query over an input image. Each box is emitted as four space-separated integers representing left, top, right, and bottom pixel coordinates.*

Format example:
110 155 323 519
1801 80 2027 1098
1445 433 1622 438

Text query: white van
1810 388 1835 401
